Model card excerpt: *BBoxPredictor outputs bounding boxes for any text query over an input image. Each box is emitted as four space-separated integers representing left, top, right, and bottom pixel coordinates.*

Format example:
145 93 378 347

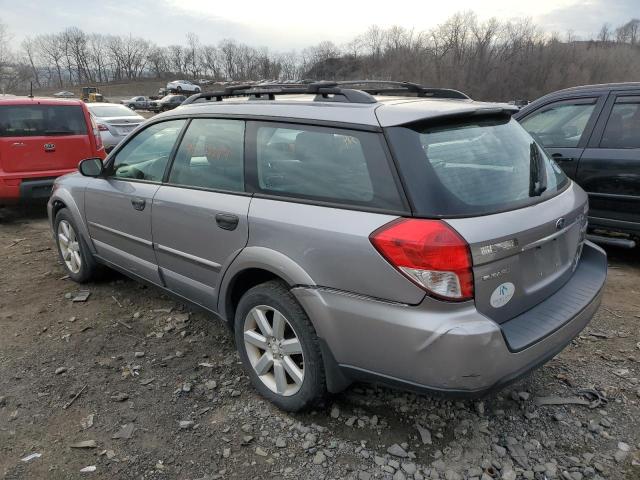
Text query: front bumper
293 242 607 395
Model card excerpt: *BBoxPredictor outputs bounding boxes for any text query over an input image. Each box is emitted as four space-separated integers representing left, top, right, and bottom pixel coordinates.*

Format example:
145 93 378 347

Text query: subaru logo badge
556 218 566 230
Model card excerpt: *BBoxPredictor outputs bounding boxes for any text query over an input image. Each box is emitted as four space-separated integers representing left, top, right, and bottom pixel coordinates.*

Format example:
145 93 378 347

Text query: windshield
386 116 569 217
89 105 139 118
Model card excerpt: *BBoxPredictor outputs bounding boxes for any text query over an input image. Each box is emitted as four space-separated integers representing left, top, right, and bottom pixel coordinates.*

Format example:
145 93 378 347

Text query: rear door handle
215 213 239 231
551 153 575 162
131 197 146 211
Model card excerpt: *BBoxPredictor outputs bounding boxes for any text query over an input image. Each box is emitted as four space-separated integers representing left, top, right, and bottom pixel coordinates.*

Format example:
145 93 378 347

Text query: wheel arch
49 189 96 254
219 248 351 394
217 246 315 328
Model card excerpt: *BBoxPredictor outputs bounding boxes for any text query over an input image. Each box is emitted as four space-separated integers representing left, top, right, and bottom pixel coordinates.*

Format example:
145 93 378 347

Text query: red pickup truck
0 97 105 205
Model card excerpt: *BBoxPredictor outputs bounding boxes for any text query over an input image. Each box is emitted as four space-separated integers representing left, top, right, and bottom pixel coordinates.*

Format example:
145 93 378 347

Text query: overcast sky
0 0 637 49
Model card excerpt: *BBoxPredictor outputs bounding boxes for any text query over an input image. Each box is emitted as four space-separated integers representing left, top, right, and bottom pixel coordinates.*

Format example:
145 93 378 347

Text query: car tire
54 208 99 283
234 280 326 412
128 104 135 110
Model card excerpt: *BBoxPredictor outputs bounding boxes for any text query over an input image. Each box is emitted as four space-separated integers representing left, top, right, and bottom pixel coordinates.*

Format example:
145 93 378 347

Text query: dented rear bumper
293 242 606 395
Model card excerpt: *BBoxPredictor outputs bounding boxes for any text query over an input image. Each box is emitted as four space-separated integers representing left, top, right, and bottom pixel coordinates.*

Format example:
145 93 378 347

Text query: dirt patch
0 206 639 479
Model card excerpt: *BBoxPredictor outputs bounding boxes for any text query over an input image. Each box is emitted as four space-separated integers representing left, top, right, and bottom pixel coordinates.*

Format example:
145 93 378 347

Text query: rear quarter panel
243 198 426 305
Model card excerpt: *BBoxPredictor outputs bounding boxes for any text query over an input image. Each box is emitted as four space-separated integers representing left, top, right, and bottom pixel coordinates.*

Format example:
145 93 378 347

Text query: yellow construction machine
81 87 104 103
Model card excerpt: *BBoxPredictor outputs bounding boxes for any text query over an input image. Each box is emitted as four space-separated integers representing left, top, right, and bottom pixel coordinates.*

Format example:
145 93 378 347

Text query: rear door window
600 97 640 148
249 122 405 210
0 104 87 137
386 116 569 217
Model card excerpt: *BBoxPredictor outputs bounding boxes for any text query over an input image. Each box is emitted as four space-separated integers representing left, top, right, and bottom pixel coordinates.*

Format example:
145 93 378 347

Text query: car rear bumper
293 241 607 395
100 131 126 149
1 171 75 204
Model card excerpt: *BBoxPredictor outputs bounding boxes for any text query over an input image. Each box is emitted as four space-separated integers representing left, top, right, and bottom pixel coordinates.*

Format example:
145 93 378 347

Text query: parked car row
3 81 636 413
46 81 608 412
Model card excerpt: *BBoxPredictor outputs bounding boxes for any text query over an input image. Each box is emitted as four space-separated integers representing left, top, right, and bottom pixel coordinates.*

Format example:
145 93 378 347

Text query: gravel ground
0 206 639 480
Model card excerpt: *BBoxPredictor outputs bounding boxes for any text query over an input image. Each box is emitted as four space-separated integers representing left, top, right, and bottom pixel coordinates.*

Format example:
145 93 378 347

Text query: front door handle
551 153 575 162
215 213 239 231
131 197 146 211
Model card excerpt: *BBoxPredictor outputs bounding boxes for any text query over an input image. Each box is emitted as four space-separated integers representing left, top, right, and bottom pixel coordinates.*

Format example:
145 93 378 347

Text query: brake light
97 124 109 131
370 219 474 301
89 115 104 150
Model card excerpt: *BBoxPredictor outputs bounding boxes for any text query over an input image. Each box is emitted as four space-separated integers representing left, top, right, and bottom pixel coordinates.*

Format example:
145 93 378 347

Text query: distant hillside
28 79 171 101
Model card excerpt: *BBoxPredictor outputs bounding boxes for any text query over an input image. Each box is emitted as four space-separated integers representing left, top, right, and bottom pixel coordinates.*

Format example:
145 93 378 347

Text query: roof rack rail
181 81 377 105
336 80 470 99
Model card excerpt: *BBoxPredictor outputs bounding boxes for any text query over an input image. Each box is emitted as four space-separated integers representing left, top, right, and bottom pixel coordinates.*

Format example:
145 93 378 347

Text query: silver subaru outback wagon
48 81 607 412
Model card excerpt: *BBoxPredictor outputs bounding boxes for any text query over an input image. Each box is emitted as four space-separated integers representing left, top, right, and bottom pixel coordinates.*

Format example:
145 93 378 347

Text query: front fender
217 246 316 320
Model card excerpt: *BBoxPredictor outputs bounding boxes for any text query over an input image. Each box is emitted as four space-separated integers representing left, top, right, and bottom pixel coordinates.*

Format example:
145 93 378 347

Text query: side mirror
78 158 104 177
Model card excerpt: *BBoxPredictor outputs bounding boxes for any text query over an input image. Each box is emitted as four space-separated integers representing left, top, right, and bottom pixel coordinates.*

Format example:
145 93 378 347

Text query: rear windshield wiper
529 142 547 197
45 130 75 135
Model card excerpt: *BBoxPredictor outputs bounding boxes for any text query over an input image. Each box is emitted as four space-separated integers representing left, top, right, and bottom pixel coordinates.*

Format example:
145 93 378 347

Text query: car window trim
251 191 411 217
161 118 192 183
592 92 640 149
519 96 604 149
102 118 189 183
244 119 410 214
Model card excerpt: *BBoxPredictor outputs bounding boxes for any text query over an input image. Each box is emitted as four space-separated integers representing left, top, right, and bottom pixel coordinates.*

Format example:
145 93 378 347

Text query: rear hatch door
0 103 92 174
385 112 588 322
447 184 587 323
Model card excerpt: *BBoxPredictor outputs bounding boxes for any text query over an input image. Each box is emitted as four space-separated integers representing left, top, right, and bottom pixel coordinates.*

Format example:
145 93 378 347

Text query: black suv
148 94 187 113
515 83 640 247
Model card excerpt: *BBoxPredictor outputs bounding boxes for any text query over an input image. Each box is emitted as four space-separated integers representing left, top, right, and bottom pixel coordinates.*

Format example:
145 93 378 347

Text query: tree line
1 13 639 100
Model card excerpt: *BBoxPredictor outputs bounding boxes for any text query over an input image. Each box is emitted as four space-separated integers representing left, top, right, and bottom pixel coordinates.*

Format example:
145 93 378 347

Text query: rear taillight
370 219 474 301
89 116 104 150
97 124 109 131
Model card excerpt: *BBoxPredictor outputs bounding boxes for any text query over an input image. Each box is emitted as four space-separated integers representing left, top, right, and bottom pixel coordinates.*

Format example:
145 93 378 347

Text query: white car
86 103 145 152
53 91 75 98
166 80 201 93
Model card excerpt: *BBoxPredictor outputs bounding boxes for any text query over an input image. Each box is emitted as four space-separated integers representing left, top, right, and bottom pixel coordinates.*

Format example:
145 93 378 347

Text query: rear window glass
88 105 139 118
0 104 87 137
386 116 569 217
252 122 405 210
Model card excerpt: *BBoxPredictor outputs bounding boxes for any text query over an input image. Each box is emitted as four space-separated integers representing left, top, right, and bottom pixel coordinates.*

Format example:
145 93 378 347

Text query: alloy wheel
243 305 305 396
57 220 82 274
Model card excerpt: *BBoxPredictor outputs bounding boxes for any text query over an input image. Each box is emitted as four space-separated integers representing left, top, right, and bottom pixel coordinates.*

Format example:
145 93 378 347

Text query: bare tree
598 23 612 43
3 14 640 101
0 20 13 92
